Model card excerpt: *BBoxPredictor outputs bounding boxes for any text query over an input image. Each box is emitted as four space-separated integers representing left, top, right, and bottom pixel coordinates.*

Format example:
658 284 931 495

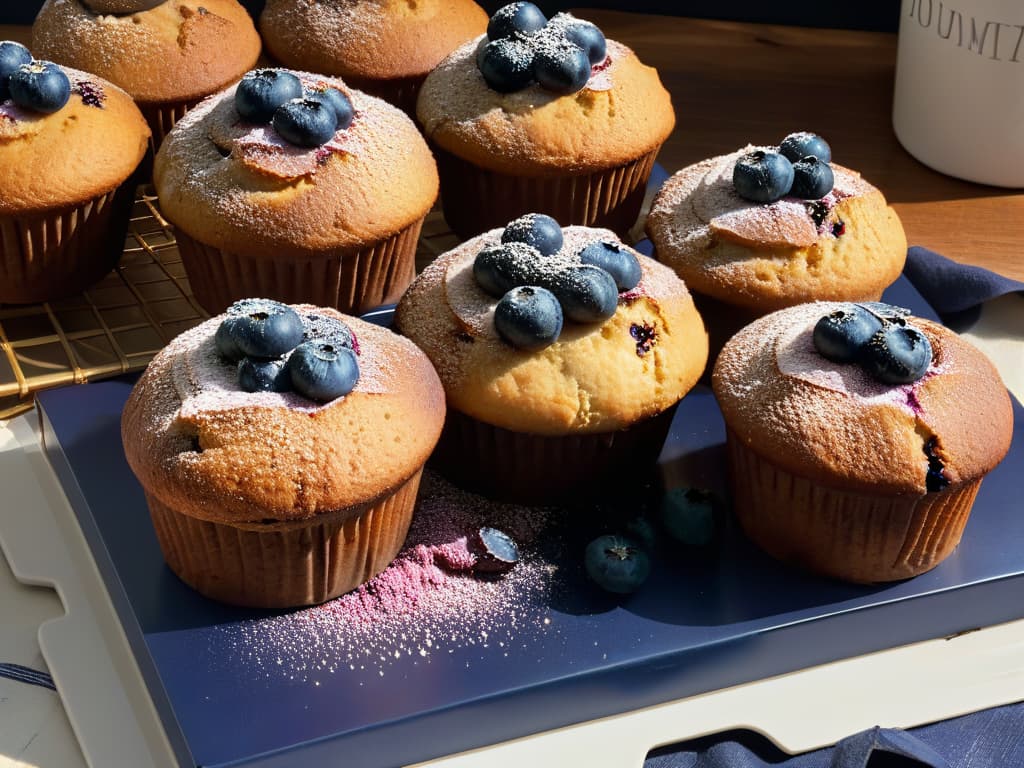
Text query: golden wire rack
0 189 461 420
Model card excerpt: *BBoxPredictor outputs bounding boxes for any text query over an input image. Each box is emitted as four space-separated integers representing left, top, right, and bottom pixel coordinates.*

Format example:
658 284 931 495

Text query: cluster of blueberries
214 299 360 402
0 41 70 114
477 2 607 95
472 213 641 351
733 131 835 203
585 487 715 593
813 302 933 385
235 69 354 148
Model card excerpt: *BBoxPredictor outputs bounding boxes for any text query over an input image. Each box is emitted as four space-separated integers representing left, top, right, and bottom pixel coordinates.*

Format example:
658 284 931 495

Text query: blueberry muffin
33 0 261 149
712 301 1013 583
417 3 675 239
646 133 907 361
121 299 446 608
0 42 149 302
260 0 488 116
154 68 438 315
395 214 708 502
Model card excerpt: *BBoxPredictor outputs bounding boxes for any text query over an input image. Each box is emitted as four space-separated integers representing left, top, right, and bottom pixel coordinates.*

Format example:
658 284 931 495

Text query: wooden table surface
4 12 1023 282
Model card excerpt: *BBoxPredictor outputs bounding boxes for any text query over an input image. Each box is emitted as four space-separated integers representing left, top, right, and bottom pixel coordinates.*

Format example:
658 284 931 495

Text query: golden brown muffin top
260 0 488 82
0 64 149 214
712 302 1013 495
153 72 439 256
121 308 446 525
646 148 908 312
416 29 675 175
32 0 261 104
395 225 708 435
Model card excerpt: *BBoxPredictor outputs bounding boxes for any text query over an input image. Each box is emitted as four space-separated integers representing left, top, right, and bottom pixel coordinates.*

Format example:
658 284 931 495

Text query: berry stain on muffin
629 322 658 357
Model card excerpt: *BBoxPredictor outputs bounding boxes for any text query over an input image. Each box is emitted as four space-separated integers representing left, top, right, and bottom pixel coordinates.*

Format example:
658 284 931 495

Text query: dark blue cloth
904 247 1024 329
646 701 1024 767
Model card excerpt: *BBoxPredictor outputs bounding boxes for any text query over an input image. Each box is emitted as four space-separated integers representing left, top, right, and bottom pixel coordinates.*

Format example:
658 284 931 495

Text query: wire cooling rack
0 189 461 420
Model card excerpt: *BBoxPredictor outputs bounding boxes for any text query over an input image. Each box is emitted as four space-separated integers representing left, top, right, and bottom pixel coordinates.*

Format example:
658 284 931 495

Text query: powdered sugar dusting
207 471 560 683
650 147 874 263
442 226 662 334
207 75 362 180
773 303 943 412
154 306 391 421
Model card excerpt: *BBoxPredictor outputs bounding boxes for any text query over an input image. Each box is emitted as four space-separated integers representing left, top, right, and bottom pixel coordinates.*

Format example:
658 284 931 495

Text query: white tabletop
1 292 1021 768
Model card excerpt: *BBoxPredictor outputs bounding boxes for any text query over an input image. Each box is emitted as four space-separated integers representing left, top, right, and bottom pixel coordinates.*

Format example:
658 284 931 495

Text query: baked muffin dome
713 301 1013 583
122 305 446 606
416 10 675 239
153 70 438 314
418 36 673 176
1 65 148 215
647 147 907 314
260 0 488 114
0 58 149 302
397 225 706 435
395 219 707 502
33 0 261 144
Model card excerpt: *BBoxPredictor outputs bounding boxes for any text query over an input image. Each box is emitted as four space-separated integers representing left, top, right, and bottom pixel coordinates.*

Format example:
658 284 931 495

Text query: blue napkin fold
900 247 1022 330
645 702 1024 767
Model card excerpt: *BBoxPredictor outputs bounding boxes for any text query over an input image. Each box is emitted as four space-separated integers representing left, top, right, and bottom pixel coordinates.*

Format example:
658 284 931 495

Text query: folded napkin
904 247 1024 329
646 700 1024 767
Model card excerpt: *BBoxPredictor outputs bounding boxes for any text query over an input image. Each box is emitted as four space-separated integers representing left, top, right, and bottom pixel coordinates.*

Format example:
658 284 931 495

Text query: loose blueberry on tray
661 487 715 548
472 527 520 576
584 534 650 594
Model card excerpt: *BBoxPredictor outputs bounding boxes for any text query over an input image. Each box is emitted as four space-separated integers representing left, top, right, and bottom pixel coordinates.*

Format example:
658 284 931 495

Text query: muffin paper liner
430 405 677 504
175 218 423 315
726 428 982 583
345 73 425 119
140 98 202 153
433 145 661 240
146 469 424 608
0 182 136 304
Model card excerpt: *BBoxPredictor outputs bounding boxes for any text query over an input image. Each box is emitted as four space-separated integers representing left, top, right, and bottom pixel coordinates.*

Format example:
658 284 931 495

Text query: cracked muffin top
32 0 260 104
395 218 708 435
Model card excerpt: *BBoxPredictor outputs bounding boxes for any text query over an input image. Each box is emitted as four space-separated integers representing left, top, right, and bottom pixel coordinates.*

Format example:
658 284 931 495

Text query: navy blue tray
37 276 1024 768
